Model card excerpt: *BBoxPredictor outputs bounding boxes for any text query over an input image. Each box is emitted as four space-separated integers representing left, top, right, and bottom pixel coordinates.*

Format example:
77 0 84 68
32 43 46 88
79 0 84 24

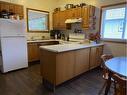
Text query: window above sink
27 8 49 33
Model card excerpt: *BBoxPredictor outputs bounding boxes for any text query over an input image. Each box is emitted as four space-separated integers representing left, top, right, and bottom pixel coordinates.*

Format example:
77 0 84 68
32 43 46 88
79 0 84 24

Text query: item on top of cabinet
73 4 80 8
9 15 20 20
65 4 74 10
54 7 61 12
0 10 10 19
80 3 87 7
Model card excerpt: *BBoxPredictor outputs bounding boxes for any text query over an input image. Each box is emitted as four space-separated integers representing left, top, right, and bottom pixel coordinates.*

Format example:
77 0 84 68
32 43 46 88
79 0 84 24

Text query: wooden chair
112 74 127 95
101 54 114 79
98 54 114 95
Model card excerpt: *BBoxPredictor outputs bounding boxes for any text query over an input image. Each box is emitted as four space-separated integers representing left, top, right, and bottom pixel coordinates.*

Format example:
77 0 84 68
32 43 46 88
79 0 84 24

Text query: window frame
99 2 127 42
26 8 49 33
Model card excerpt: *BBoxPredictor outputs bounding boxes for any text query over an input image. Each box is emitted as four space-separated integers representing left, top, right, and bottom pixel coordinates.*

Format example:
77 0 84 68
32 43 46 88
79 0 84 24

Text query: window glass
105 8 125 20
101 5 126 40
27 9 49 32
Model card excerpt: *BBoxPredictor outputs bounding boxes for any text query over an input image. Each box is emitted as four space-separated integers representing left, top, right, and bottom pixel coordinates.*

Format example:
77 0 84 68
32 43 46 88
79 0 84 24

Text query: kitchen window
100 3 127 41
27 8 49 32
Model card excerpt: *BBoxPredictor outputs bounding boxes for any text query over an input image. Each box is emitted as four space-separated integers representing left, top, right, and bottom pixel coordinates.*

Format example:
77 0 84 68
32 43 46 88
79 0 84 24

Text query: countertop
40 43 104 53
27 39 61 43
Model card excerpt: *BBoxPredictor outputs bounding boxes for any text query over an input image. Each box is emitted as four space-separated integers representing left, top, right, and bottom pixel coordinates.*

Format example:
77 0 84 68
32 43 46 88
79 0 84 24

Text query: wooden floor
0 63 110 95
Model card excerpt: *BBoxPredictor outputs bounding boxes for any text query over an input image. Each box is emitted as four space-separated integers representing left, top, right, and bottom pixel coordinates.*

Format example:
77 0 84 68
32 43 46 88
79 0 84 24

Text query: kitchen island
40 43 104 90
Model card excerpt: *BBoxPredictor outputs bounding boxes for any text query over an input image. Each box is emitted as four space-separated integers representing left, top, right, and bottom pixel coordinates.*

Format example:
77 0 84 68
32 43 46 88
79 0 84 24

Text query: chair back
101 54 113 79
101 54 113 62
112 74 127 95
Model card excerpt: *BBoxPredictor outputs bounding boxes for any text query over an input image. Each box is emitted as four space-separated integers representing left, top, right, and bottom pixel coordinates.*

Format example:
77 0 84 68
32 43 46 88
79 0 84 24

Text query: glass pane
105 8 125 20
101 7 126 39
103 20 124 39
27 9 49 32
124 22 127 39
29 17 47 31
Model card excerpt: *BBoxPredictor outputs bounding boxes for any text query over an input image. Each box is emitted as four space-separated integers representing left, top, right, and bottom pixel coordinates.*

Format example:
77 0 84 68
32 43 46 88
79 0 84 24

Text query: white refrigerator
0 19 28 73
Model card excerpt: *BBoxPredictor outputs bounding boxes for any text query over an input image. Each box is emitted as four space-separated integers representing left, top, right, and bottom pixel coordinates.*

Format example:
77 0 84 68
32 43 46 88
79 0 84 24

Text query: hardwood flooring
0 63 111 95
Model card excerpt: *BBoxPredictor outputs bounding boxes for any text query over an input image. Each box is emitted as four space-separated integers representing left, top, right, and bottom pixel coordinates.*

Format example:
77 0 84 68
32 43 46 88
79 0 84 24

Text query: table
104 57 127 95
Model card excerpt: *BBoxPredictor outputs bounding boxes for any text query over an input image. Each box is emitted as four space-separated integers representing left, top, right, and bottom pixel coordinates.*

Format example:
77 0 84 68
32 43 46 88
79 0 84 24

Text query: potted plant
88 32 101 43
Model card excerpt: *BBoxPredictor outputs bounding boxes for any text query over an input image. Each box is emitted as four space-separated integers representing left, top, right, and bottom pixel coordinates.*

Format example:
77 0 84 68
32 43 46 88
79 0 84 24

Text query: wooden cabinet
9 4 15 13
0 1 24 19
40 44 104 89
53 5 95 30
96 46 103 66
14 5 24 19
53 12 60 29
27 43 39 62
56 51 75 85
90 47 97 69
90 46 103 69
68 7 82 19
82 6 90 29
40 45 104 87
75 48 90 76
59 11 67 29
82 5 95 29
53 11 67 30
27 41 59 62
52 8 82 30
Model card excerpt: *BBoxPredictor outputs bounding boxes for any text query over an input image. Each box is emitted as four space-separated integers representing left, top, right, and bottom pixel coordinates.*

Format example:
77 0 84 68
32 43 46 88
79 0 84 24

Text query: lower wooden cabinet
27 43 39 62
90 46 103 69
56 51 75 85
96 46 103 66
75 48 90 76
27 41 59 62
40 45 103 86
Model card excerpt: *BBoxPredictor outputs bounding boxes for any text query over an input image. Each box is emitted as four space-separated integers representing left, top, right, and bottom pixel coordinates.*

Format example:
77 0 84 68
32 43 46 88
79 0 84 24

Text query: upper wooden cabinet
82 6 89 29
67 7 82 19
53 11 67 30
82 5 95 29
53 12 59 29
52 5 95 30
0 1 24 19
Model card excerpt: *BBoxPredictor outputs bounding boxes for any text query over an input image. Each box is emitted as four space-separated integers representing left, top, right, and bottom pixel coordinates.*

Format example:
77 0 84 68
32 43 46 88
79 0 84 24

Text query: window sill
101 38 127 43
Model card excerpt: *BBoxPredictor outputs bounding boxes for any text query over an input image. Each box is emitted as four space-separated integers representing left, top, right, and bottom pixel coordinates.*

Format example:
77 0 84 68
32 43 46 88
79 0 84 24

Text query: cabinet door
90 47 97 69
53 12 60 29
96 46 103 66
90 46 103 69
82 6 89 29
9 4 15 13
14 5 24 19
27 43 39 62
53 12 57 29
59 11 67 29
65 9 72 19
71 7 82 18
0 2 9 11
56 51 75 85
75 48 90 76
69 9 76 19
